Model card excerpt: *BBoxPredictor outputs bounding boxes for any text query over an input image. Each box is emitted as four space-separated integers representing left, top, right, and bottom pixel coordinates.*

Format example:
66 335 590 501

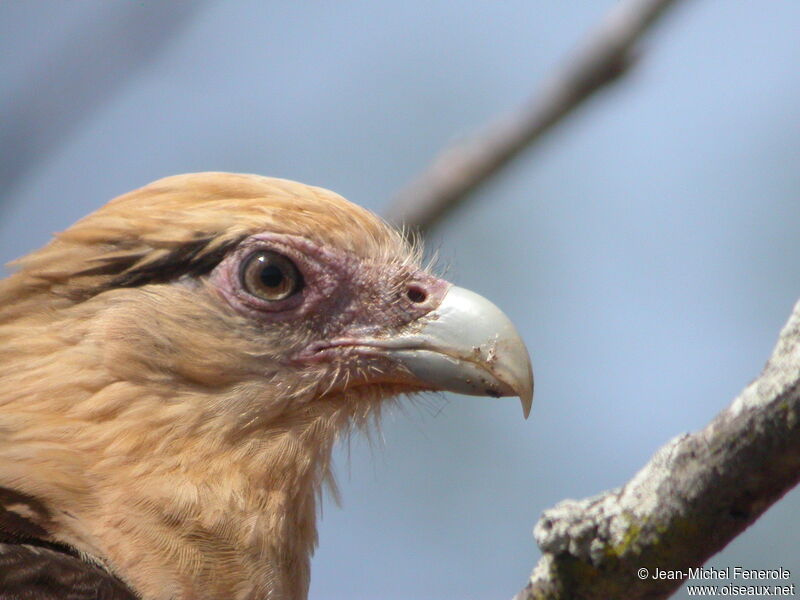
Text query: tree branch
383 2 797 597
384 0 685 234
514 300 800 599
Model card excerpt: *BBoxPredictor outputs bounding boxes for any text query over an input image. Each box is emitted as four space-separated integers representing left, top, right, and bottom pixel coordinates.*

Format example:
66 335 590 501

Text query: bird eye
241 251 303 301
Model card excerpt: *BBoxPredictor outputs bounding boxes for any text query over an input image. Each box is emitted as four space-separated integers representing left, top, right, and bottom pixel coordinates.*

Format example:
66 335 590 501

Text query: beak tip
521 392 532 419
517 375 534 419
500 341 533 420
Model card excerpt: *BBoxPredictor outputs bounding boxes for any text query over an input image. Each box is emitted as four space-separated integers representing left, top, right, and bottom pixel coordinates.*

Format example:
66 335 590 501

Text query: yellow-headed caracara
0 173 533 600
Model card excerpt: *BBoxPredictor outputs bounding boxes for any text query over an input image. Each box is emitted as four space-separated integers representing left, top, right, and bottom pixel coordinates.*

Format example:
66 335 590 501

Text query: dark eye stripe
73 236 246 298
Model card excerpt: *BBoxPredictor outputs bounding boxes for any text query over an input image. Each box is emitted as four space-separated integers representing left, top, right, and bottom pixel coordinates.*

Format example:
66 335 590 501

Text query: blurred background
2 2 799 598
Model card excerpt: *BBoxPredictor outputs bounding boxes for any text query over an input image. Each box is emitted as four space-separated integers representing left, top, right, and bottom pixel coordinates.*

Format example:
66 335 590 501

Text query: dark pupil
260 264 285 288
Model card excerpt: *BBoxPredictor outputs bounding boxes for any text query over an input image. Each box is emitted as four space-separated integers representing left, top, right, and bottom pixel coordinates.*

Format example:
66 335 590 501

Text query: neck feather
0 288 356 600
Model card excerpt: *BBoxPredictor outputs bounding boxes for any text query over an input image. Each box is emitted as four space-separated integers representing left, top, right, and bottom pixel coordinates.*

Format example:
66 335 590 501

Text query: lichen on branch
516 300 800 600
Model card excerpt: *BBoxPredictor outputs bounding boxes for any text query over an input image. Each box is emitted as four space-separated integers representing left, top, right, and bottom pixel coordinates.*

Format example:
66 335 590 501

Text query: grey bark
514 300 800 599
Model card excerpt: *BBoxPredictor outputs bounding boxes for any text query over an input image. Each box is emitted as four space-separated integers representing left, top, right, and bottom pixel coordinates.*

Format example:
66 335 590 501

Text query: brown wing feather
0 487 137 599
0 542 138 600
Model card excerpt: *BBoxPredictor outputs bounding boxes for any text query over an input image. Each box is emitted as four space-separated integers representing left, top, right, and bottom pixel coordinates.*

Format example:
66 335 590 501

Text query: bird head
6 172 532 425
0 172 533 599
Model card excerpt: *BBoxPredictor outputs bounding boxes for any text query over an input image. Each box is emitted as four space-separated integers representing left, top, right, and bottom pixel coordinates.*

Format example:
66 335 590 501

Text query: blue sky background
2 2 799 598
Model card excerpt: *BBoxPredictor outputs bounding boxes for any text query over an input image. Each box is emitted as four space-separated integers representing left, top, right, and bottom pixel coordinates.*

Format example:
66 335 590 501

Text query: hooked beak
299 285 534 418
381 286 534 418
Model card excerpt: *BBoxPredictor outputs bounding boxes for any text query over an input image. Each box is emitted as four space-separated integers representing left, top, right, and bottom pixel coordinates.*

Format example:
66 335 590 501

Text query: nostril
406 284 427 304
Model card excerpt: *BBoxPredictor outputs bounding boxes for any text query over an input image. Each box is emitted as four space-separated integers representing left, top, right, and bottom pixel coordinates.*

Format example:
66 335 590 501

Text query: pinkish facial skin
207 232 450 394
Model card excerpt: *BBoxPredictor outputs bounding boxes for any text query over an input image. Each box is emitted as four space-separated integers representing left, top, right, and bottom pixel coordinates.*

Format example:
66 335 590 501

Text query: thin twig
514 300 800 599
384 0 685 234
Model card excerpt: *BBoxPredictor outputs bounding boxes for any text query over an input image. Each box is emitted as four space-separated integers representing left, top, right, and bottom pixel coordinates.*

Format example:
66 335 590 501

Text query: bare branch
514 300 800 600
384 0 685 234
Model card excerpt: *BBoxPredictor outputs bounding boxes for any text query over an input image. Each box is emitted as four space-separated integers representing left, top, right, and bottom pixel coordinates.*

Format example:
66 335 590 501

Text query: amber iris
241 251 303 301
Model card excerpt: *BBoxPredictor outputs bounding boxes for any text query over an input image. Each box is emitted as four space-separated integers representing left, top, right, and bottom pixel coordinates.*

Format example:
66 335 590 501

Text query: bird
0 172 533 600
